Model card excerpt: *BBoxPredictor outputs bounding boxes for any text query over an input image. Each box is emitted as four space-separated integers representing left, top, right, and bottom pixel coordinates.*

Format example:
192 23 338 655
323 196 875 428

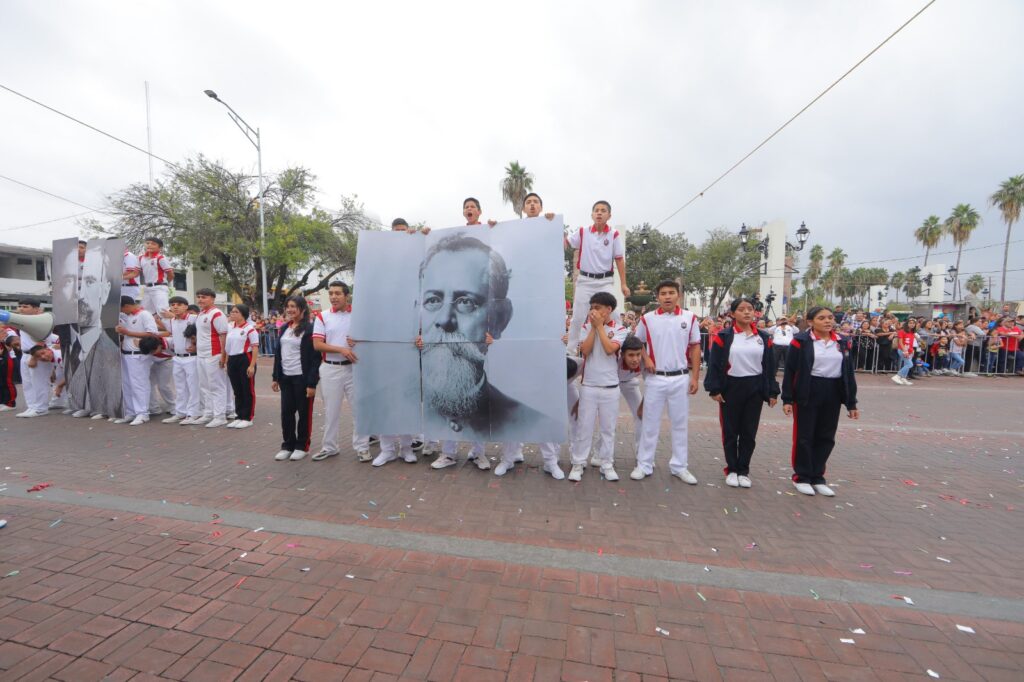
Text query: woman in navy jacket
781 306 860 496
271 295 321 461
704 298 780 488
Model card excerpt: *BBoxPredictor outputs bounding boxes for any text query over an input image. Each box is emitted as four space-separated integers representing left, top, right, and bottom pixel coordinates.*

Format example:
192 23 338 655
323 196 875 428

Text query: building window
35 260 46 281
689 298 697 307
173 272 187 291
16 257 31 265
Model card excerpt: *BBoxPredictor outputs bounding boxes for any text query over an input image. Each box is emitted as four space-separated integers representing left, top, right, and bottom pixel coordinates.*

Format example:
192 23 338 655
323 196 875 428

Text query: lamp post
203 89 269 318
739 220 809 255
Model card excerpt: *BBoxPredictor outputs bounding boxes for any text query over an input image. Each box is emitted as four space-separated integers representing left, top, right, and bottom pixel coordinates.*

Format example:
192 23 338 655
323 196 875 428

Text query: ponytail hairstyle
285 295 310 332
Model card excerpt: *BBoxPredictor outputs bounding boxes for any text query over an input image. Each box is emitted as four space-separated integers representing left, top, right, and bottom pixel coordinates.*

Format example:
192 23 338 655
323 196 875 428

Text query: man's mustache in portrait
422 331 488 419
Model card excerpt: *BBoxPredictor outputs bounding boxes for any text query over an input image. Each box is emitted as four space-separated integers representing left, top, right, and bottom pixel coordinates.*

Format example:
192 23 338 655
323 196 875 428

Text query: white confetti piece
850 628 865 634
926 670 940 678
253 527 264 532
300 567 311 572
955 624 974 634
345 574 355 579
840 638 856 644
655 626 670 636
239 552 247 558
904 596 915 605
936 557 951 563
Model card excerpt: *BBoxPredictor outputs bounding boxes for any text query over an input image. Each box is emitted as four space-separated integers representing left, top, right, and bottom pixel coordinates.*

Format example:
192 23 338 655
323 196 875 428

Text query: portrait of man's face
58 247 78 305
79 244 111 328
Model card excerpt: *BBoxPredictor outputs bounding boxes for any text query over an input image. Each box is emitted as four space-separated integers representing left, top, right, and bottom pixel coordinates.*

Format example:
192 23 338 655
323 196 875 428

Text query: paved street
1 360 1022 681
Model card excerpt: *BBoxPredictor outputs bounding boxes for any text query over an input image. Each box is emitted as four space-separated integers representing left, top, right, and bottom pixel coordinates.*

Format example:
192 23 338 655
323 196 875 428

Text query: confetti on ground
955 624 975 634
894 570 913 576
360 514 369 519
902 479 919 486
239 552 247 559
49 519 62 528
703 566 710 572
859 564 873 569
253 527 264 532
233 576 247 588
3 570 19 578
368 501 377 506
936 557 951 563
26 482 53 493
840 638 856 644
745 543 758 550
0 520 6 529
680 512 689 517
850 628 865 634
696 592 706 602
344 574 355 579
810 589 820 600
892 594 915 605
655 627 670 636
711 547 718 553
926 670 940 678
597 548 603 556
300 567 310 572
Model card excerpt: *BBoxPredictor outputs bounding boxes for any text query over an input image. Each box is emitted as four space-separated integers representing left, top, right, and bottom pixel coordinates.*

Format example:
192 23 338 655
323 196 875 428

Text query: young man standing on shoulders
565 201 629 350
633 280 701 484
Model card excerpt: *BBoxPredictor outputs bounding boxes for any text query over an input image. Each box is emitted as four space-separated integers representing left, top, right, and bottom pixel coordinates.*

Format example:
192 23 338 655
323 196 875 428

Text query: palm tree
965 273 985 297
499 161 534 218
903 266 923 300
801 244 824 312
889 271 905 304
990 175 1024 303
914 215 944 265
944 203 981 299
826 247 846 302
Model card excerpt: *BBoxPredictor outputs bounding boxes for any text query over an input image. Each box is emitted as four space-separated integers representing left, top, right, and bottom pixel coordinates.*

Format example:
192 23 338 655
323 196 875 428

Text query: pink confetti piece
894 570 913 576
902 480 918 486
859 564 874 569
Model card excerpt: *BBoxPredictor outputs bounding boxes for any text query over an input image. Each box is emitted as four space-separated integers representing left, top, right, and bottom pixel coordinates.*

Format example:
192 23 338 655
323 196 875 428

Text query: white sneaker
726 472 739 487
225 420 241 428
401 451 418 463
474 454 491 471
61 408 74 415
234 420 253 429
193 416 211 424
600 464 619 482
411 440 425 452
794 481 816 495
813 484 835 497
494 462 511 477
891 374 903 385
70 408 89 417
372 451 398 467
90 413 106 420
15 409 36 417
129 415 149 426
962 372 978 378
567 464 584 482
514 453 525 463
589 456 604 468
543 464 565 480
0 405 14 412
421 442 437 456
179 417 198 425
431 455 457 469
902 377 914 385
311 449 338 461
205 417 229 428
162 415 184 424
289 450 308 461
630 467 648 481
738 475 752 488
673 469 698 485
227 412 237 420
112 417 130 424
274 449 292 461
356 450 373 463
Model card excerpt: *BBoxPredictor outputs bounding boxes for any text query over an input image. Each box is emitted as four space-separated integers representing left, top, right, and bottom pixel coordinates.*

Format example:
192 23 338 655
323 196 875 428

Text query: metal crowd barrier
849 332 1022 377
258 326 280 356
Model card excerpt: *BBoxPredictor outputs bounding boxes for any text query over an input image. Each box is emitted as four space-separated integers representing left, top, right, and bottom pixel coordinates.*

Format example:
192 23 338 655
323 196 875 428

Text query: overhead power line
0 173 106 214
0 210 98 232
0 82 180 169
654 0 938 229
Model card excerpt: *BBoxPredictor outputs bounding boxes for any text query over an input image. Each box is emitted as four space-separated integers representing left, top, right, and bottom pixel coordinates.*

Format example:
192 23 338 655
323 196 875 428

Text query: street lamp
738 221 809 257
204 89 269 318
945 265 958 282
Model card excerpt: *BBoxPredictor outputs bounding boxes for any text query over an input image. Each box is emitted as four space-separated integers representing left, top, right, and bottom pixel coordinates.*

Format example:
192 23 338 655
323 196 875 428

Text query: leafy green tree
889 271 906 304
822 248 847 303
903 266 924 299
93 155 372 309
684 228 759 314
914 215 944 266
624 224 690 293
990 174 1024 303
944 203 980 299
499 161 534 218
965 273 985 297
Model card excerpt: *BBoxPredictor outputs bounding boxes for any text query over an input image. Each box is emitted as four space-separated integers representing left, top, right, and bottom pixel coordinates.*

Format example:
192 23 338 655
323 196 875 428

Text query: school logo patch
603 239 609 246
680 321 688 329
756 337 764 346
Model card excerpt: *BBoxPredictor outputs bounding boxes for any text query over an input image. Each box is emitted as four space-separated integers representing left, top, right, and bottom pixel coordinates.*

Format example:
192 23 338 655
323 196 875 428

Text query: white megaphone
0 310 54 340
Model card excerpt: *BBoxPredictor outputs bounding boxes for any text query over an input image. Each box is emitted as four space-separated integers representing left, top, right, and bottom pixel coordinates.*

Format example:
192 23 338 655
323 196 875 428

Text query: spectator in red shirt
994 317 1023 374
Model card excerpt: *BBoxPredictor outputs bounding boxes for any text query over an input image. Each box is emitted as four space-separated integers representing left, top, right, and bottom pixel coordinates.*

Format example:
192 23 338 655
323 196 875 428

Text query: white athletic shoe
514 453 525 463
891 374 903 385
589 456 604 468
738 475 752 488
0 405 14 412
233 420 253 429
421 442 437 456
401 451 418 464
15 409 35 417
726 472 739 487
205 417 228 428
543 464 565 480
274 449 292 461
474 454 491 471
162 415 184 424
372 451 398 467
793 481 816 496
672 468 698 485
193 416 211 424
356 450 373 463
289 449 308 461
227 412 237 420
630 467 648 481
179 417 198 425
567 464 584 482
494 462 511 477
129 415 149 426
225 420 241 429
962 372 978 378
411 440 424 452
112 417 131 424
311 449 338 461
813 484 835 497
90 413 106 420
600 463 619 482
61 408 74 415
431 455 457 469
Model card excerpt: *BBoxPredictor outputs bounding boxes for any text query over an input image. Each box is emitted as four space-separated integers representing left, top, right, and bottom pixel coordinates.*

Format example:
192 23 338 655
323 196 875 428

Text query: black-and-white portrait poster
51 237 79 325
61 237 124 418
352 217 568 444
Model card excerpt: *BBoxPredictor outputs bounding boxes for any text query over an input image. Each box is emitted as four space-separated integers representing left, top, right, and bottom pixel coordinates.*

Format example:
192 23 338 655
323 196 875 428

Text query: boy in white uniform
160 296 201 424
139 237 174 316
14 298 55 418
633 280 702 483
194 288 229 428
565 201 629 350
114 296 159 426
311 281 371 462
148 338 175 417
592 334 645 466
122 248 141 303
569 292 628 482
26 344 63 410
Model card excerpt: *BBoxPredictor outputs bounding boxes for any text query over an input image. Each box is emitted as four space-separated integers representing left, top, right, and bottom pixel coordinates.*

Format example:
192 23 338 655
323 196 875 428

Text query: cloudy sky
2 1 1022 297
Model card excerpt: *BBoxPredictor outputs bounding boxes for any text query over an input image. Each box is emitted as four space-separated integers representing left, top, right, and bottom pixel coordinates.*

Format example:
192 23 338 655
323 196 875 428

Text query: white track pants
149 358 174 414
319 363 368 454
121 354 154 418
571 385 619 466
635 374 690 475
142 286 170 316
568 277 614 349
172 356 200 418
20 357 50 413
198 356 227 420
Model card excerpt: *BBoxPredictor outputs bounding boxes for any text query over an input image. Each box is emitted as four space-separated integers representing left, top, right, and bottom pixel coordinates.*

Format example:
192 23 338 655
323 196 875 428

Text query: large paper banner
352 217 568 443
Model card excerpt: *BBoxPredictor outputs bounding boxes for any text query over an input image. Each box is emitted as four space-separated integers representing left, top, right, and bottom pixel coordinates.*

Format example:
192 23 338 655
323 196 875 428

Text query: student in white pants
139 238 173 316
593 335 645 464
114 297 159 426
537 356 581 480
193 288 229 428
568 292 628 482
22 343 58 415
149 349 174 416
311 281 371 462
159 297 200 424
13 298 54 418
633 281 702 483
564 201 629 349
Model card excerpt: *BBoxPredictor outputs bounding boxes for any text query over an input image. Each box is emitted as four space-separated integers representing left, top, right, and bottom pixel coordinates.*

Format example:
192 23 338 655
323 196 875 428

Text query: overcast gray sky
2 1 1022 297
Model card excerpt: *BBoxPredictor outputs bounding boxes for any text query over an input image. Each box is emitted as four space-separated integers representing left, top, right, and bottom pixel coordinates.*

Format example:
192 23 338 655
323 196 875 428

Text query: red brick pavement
1 498 1022 681
1 366 1021 599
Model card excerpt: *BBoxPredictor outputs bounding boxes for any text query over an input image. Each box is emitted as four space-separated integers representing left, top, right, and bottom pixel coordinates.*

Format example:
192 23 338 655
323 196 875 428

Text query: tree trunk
1000 219 1014 303
953 245 963 300
923 247 930 267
